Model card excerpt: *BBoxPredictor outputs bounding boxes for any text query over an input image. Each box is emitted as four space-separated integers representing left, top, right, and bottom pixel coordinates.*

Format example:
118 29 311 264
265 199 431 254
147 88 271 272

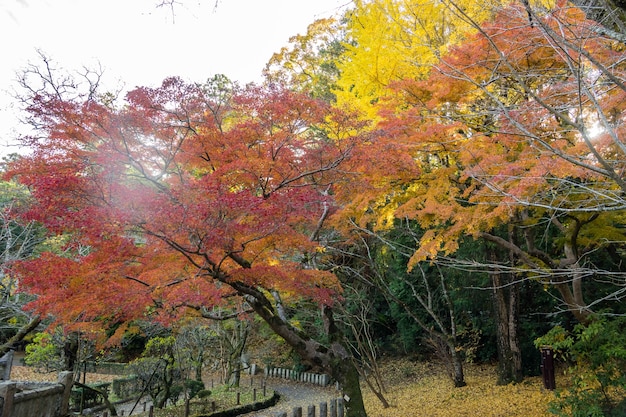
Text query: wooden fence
73 375 143 415
0 371 73 417
265 396 345 417
263 367 331 387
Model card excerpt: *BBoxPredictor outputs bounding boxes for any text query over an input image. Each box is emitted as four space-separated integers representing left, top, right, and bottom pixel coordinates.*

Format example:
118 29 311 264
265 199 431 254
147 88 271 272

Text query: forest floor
10 359 556 417
362 359 554 417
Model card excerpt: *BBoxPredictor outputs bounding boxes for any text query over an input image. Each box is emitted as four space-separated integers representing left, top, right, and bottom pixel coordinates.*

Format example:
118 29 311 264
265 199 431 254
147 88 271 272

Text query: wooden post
307 404 316 417
253 388 257 401
292 406 302 417
250 376 254 387
185 398 190 417
149 405 154 417
237 391 241 405
212 400 216 411
319 401 328 417
79 382 85 413
329 398 337 417
337 397 345 417
0 352 13 381
541 347 556 390
263 384 267 397
103 412 108 417
58 371 74 416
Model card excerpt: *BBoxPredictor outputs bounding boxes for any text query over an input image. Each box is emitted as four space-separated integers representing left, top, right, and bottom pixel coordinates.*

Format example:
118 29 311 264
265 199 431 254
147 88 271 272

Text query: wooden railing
0 371 73 417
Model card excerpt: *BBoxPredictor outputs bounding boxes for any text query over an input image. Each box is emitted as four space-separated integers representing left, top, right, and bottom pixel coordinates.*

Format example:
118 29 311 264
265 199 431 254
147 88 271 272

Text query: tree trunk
489 249 523 385
63 332 79 372
156 360 173 409
195 352 203 382
243 289 368 417
331 357 368 417
231 363 241 388
451 346 466 388
227 320 248 388
341 284 389 408
428 334 466 387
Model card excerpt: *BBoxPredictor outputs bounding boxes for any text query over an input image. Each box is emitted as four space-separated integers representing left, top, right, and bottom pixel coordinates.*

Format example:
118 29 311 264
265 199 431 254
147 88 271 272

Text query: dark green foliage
128 335 179 408
197 389 212 399
538 317 626 417
194 392 280 417
185 379 206 399
331 217 563 383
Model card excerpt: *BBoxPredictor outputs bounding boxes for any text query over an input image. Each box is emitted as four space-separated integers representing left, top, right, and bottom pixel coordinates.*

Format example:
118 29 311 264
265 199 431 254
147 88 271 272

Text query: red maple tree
7 71 370 415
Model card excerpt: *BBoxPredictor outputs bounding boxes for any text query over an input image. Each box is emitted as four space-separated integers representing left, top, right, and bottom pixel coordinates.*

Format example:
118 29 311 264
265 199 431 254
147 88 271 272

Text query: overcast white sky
0 0 348 156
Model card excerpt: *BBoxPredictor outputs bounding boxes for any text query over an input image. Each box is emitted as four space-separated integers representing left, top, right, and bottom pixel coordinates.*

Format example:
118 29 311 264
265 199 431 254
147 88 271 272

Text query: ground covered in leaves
11 365 118 384
12 360 555 417
362 359 553 417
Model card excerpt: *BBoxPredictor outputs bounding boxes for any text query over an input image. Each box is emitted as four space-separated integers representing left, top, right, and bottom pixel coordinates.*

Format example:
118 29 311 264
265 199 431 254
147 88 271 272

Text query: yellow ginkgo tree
335 0 501 119
333 0 626 385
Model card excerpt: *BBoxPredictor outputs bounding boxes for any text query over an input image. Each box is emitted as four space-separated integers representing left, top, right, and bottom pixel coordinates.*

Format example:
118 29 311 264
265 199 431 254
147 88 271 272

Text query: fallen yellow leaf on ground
362 360 554 417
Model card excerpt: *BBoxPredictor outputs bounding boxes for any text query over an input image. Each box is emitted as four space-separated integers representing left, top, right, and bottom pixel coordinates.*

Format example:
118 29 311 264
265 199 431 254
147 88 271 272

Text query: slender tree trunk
428 334 466 387
195 352 203 382
360 369 390 408
451 345 466 388
341 284 389 408
507 281 522 381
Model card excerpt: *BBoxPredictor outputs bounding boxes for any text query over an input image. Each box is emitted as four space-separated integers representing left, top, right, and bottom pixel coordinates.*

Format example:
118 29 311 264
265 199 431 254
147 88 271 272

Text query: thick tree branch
0 315 42 357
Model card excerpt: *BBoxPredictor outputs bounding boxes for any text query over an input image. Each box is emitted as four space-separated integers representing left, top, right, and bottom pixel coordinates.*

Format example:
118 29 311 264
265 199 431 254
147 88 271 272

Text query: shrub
24 332 63 372
536 317 626 417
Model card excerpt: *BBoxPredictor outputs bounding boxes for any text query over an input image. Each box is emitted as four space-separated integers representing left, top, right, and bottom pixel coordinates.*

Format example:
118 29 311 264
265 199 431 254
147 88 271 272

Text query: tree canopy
4 1 626 416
